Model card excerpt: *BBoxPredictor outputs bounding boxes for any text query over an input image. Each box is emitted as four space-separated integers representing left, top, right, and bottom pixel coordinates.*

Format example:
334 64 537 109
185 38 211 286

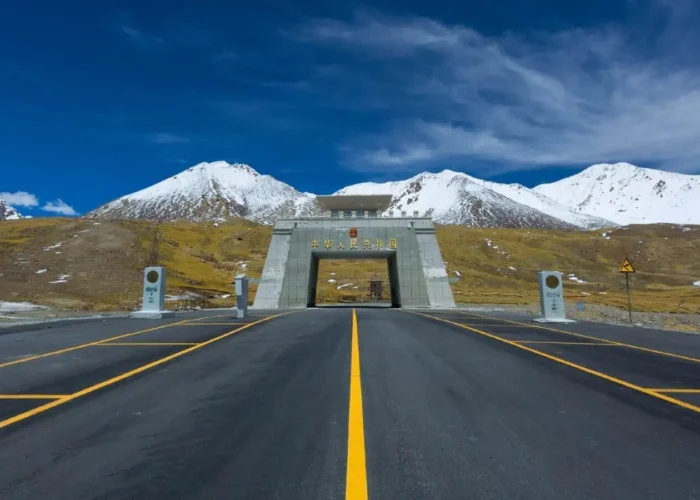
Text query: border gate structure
253 195 456 309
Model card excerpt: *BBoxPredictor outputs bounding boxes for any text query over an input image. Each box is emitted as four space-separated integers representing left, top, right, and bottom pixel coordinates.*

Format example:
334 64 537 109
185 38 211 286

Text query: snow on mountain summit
88 160 695 228
335 170 585 229
533 163 700 225
88 161 321 223
0 198 23 221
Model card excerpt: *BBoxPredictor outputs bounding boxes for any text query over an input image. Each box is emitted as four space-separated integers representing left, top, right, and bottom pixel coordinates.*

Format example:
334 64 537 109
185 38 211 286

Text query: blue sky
2 0 700 216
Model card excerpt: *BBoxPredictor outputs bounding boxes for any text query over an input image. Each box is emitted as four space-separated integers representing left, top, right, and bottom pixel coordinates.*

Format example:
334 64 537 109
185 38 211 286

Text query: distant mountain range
86 161 699 229
0 198 22 221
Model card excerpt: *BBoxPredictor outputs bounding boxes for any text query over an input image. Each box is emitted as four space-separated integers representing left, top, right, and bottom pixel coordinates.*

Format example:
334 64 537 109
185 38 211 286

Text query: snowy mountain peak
533 163 700 225
87 162 696 228
88 161 321 223
0 198 23 221
336 169 597 229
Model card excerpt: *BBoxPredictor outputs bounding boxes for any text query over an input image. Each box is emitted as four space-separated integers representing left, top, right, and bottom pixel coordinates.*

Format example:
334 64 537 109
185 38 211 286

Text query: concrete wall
252 217 456 309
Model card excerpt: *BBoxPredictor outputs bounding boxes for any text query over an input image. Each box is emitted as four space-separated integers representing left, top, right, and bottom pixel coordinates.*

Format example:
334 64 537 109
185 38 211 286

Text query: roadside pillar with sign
130 266 174 319
533 271 575 323
619 257 636 324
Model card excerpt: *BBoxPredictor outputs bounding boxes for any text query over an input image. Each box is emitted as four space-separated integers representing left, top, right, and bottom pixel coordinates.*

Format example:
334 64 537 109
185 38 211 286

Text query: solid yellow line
0 394 68 400
646 389 700 394
412 312 700 414
457 311 700 363
346 308 368 500
514 341 617 346
0 314 229 369
0 312 294 430
96 342 199 346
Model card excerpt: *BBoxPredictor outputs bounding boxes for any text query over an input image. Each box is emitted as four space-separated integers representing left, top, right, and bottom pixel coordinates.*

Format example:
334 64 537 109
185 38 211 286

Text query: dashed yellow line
412 312 700 415
0 312 295 430
0 314 229 369
647 389 700 394
346 309 368 500
181 322 247 326
456 311 700 364
0 394 68 400
514 341 617 346
96 342 199 346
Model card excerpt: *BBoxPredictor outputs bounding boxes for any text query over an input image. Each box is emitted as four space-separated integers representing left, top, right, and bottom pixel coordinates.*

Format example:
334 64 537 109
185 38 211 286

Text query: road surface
1 308 699 499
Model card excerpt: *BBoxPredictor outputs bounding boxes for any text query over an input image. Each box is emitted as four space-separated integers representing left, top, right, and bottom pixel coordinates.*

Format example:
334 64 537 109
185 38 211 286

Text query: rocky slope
0 199 22 221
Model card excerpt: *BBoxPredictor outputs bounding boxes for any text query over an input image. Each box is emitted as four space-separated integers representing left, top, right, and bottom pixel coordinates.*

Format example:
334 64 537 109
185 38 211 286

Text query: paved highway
1 308 699 499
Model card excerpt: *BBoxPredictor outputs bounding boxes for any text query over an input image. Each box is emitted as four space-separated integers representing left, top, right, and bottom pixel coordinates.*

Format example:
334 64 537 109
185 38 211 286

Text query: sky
2 0 700 216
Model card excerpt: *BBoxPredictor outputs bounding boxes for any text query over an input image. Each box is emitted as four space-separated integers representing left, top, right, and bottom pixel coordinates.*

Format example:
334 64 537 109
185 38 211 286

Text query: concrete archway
306 250 402 307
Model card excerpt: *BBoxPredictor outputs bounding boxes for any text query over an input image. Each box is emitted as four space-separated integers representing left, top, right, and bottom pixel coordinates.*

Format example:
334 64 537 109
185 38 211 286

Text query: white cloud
0 191 38 207
299 5 700 174
42 200 79 216
149 133 190 144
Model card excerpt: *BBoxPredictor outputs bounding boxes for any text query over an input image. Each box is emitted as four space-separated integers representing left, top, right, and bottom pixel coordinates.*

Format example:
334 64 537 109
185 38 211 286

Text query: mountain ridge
86 161 697 228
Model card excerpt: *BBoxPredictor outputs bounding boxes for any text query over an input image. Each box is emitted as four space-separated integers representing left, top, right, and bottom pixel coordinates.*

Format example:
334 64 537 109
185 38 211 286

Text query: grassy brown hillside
0 218 698 314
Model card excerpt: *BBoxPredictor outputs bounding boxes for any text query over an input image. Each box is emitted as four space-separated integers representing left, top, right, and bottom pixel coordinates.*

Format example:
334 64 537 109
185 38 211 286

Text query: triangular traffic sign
619 257 635 273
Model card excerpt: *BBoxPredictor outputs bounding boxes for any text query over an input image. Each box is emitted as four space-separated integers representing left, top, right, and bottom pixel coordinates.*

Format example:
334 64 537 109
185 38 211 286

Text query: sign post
619 257 636 324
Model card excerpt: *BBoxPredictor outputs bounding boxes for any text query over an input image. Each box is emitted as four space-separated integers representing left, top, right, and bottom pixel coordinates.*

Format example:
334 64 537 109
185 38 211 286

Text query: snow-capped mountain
88 162 322 224
335 170 585 229
533 163 700 226
0 198 22 221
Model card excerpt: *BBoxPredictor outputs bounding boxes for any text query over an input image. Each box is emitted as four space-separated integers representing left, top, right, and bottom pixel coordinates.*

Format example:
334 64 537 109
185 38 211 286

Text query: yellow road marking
0 312 293 429
96 342 199 346
646 389 700 394
0 394 68 400
412 312 700 414
0 314 229 369
514 341 617 345
456 311 700 364
346 308 368 500
181 322 246 326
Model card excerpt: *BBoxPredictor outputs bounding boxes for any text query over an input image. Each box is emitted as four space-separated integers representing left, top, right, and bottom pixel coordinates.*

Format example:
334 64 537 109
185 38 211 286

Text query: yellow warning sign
619 257 635 273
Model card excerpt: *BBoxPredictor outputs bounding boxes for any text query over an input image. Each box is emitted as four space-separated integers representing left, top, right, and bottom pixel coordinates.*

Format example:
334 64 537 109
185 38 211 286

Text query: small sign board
619 257 635 273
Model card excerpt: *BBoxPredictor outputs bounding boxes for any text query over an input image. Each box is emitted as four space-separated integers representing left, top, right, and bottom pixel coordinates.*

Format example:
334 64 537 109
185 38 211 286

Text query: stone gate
252 195 456 308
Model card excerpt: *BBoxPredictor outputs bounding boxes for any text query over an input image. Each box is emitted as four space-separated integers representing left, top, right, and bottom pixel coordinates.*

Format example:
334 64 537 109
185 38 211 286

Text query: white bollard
235 274 249 319
130 267 174 319
533 271 575 323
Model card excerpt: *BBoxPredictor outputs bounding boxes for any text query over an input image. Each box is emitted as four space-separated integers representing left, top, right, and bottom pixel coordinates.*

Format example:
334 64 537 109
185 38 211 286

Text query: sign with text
312 238 398 250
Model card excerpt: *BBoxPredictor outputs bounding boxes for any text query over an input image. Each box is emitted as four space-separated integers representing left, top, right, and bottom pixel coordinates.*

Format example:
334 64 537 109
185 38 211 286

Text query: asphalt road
1 308 699 499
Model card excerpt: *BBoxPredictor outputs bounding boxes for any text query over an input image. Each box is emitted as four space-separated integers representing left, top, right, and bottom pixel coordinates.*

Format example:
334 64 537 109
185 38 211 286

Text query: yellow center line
0 394 68 400
95 342 199 346
346 308 368 500
646 389 700 394
0 312 298 429
455 311 700 363
410 312 700 415
0 314 230 369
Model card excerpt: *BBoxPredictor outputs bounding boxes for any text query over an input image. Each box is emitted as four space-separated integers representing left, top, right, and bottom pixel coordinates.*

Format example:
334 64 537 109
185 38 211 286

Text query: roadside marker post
130 267 174 319
619 257 636 324
234 274 249 319
533 271 575 323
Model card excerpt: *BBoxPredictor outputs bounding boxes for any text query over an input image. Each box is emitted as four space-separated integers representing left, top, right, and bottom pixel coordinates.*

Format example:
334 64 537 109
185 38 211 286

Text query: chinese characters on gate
311 238 398 250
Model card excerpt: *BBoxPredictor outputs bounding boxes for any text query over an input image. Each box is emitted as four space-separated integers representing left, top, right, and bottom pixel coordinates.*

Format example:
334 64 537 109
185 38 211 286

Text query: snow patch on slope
534 163 700 225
